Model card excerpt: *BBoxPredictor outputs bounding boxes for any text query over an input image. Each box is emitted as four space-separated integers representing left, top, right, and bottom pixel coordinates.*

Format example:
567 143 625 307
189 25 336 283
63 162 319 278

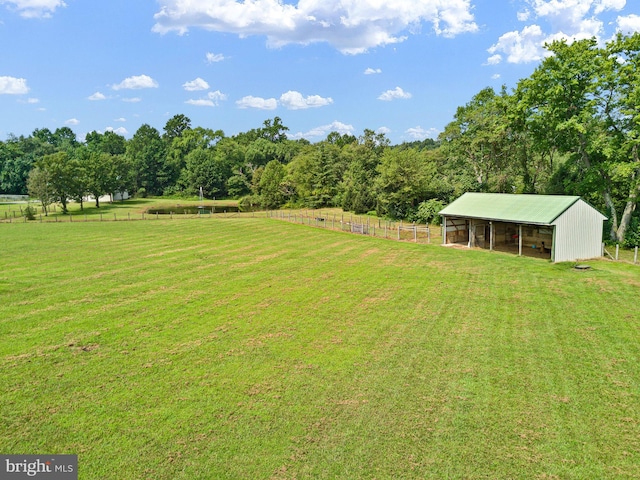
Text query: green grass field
1 217 639 479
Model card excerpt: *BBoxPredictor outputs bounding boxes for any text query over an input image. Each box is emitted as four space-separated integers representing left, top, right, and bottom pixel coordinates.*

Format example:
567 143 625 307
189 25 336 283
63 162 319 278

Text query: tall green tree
257 160 287 209
26 166 54 215
516 34 640 241
374 148 439 219
127 124 167 196
37 152 83 213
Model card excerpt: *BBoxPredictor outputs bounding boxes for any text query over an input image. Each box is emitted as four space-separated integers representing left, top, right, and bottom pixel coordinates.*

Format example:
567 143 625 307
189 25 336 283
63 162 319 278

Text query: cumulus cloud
378 86 412 101
114 117 126 122
290 120 355 140
487 24 547 64
236 95 278 110
88 91 106 101
364 68 382 75
183 77 210 91
106 126 128 136
485 54 502 65
617 14 640 34
112 75 159 90
488 0 627 64
65 118 79 126
0 76 29 94
122 97 142 103
279 91 333 110
153 0 478 54
405 126 439 140
0 0 66 18
186 90 228 107
206 52 226 63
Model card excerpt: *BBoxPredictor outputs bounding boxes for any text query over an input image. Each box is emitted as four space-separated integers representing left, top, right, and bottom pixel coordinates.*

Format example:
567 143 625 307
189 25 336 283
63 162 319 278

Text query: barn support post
442 217 447 244
490 222 494 251
518 225 523 257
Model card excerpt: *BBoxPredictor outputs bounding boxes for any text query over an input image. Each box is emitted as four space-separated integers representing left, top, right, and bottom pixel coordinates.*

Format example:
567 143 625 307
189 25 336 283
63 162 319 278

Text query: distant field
1 218 639 479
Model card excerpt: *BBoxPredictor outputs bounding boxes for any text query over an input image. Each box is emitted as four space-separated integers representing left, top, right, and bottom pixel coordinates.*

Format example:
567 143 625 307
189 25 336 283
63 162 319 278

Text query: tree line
2 33 640 246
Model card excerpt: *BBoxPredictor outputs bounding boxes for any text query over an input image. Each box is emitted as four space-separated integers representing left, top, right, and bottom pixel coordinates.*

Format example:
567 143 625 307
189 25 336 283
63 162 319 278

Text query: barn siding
552 201 605 262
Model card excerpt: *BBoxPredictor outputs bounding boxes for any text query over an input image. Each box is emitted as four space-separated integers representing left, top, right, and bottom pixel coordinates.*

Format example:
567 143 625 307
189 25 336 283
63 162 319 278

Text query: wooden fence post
616 244 619 260
635 246 638 264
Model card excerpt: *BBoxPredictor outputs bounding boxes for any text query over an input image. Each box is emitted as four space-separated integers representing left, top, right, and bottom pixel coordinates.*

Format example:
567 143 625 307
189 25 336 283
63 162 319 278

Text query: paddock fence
264 209 441 245
0 204 443 245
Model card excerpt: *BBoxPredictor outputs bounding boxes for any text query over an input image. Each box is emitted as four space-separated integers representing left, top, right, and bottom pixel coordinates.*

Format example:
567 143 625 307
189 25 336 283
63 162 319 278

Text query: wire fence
1 205 443 245
265 209 442 244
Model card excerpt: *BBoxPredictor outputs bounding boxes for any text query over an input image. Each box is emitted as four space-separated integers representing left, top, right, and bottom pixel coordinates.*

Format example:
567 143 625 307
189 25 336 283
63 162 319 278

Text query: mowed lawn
1 218 639 479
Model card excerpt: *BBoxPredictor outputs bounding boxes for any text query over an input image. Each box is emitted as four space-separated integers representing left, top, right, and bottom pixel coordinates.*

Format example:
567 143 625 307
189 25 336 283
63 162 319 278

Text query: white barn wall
552 200 605 262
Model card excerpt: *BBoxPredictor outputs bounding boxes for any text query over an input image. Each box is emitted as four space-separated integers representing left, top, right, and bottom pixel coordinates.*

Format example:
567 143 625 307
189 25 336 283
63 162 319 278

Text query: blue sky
1 0 639 144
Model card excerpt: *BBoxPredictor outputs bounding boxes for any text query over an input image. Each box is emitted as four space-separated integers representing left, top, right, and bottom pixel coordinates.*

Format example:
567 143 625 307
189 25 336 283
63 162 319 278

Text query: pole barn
439 193 607 263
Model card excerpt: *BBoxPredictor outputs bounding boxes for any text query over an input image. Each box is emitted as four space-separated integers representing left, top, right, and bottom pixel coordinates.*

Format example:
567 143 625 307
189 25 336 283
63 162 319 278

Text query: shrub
414 199 445 225
23 205 36 221
623 216 640 248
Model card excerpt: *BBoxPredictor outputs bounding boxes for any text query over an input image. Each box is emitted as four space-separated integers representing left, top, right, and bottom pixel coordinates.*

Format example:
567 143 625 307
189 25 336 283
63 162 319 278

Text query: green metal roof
439 193 585 225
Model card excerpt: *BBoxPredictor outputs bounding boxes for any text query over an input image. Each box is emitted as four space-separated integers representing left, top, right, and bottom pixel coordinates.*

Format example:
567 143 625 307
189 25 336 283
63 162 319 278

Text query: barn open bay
1 218 639 478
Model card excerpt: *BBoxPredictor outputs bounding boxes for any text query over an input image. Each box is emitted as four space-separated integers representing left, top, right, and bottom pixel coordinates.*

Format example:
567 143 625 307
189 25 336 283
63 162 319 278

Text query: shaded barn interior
445 218 552 259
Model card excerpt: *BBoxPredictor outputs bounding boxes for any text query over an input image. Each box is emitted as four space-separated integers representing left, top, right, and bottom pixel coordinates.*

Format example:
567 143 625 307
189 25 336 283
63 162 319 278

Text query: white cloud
485 54 503 65
88 91 106 101
208 90 227 103
112 75 159 90
122 97 142 103
0 0 66 18
492 73 501 80
617 14 640 34
487 24 547 64
186 99 215 107
183 77 210 91
378 86 412 101
206 52 226 63
65 118 79 126
186 90 228 107
114 117 126 122
364 68 382 75
153 0 478 54
291 120 355 140
279 91 333 110
489 0 628 64
0 76 29 94
236 95 278 110
106 126 128 136
18 97 39 104
376 126 391 135
405 126 439 140
517 9 530 22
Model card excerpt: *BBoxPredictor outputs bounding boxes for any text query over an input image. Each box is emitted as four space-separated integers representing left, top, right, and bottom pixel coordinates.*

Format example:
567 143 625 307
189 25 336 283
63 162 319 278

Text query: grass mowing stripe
1 218 640 478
